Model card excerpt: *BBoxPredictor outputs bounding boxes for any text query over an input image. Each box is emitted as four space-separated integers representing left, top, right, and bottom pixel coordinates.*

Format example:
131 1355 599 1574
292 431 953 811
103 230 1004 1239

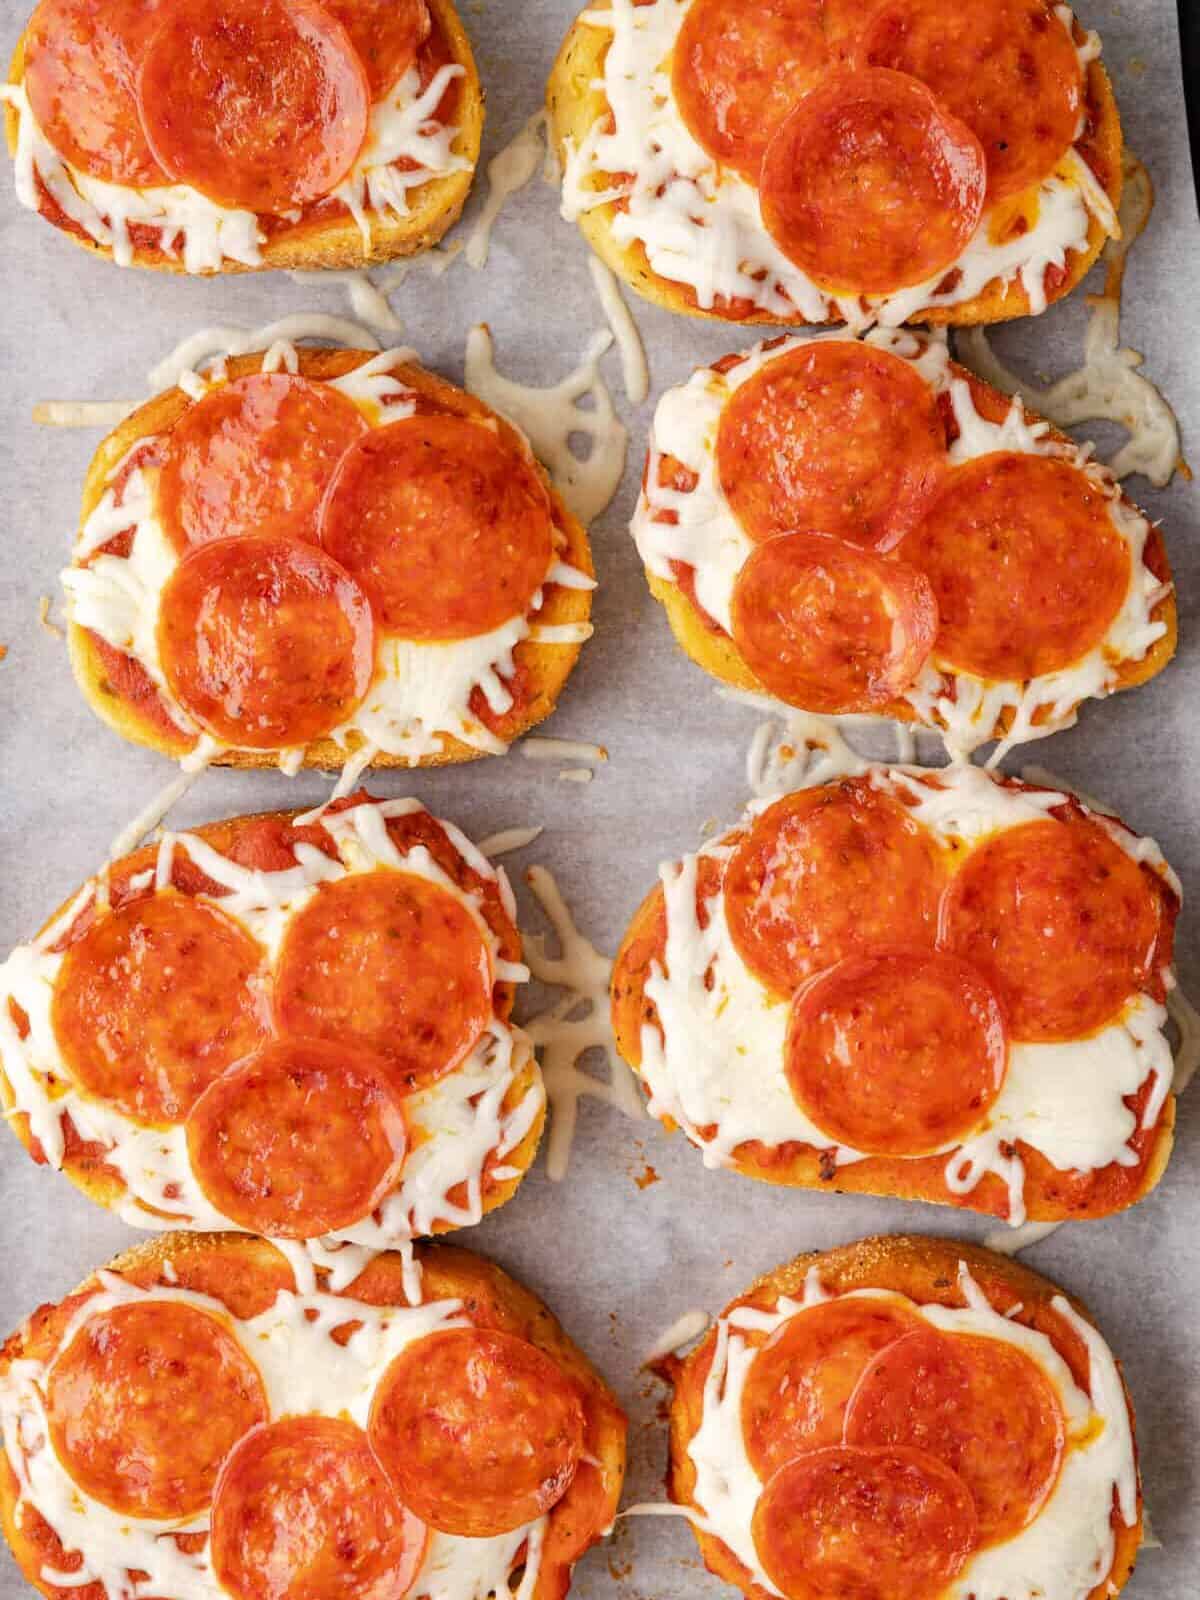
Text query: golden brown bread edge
5 0 484 271
639 355 1177 732
546 0 1123 326
0 1233 628 1600
0 802 546 1230
665 1235 1143 1600
66 347 594 770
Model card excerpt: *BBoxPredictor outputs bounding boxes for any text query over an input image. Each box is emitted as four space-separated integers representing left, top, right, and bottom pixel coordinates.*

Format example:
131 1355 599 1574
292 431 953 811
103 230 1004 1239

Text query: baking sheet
0 0 1198 1594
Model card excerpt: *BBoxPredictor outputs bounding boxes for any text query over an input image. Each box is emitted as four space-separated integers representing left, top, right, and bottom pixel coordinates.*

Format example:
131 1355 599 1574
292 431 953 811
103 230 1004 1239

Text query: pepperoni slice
369 1327 585 1538
136 0 370 213
50 895 268 1125
672 0 831 181
157 535 374 750
939 815 1164 1042
186 1038 408 1237
751 1445 978 1600
724 780 947 997
741 1300 919 1479
898 453 1132 682
845 1328 1066 1545
274 870 493 1091
23 0 166 184
854 0 1084 202
318 416 554 641
159 375 368 554
785 950 1008 1155
730 534 938 713
211 1415 427 1600
759 68 987 295
46 1300 266 1518
716 342 948 549
323 0 431 97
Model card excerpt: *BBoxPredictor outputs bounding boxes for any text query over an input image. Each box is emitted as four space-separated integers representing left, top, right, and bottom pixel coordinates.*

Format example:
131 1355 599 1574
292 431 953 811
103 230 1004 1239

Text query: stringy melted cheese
559 0 1114 328
0 1260 548 1600
632 328 1170 761
637 763 1177 1227
688 1261 1137 1600
61 348 595 771
2 56 468 273
0 796 544 1243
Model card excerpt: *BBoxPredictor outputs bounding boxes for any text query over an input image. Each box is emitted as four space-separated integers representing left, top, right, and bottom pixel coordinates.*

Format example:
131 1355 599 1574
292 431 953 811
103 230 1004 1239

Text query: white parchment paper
0 1 1197 1596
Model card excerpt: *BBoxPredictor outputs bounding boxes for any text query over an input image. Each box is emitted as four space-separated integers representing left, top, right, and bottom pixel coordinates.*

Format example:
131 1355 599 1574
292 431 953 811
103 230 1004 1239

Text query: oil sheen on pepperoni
845 1328 1066 1545
50 894 268 1126
854 0 1084 202
186 1038 409 1237
46 1300 267 1518
274 870 493 1090
785 950 1008 1155
323 0 431 97
136 0 370 213
716 341 948 549
159 374 368 553
211 1415 427 1600
23 0 166 184
741 1299 919 1479
751 1445 978 1600
724 780 947 997
759 67 987 295
940 814 1164 1041
730 533 938 713
369 1327 585 1537
318 415 554 640
898 453 1132 682
157 535 374 749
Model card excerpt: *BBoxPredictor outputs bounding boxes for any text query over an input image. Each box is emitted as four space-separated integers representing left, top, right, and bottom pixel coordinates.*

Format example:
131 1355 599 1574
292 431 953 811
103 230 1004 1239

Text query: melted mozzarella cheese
0 798 543 1243
632 328 1169 760
638 763 1178 1225
688 1263 1137 1600
0 1266 548 1600
559 0 1112 328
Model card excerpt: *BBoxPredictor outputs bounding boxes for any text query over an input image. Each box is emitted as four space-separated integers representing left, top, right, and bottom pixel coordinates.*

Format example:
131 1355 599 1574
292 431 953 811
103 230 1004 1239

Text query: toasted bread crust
66 347 593 770
546 1 1123 326
638 354 1176 733
0 1233 627 1600
0 801 546 1231
5 0 484 272
665 1235 1142 1600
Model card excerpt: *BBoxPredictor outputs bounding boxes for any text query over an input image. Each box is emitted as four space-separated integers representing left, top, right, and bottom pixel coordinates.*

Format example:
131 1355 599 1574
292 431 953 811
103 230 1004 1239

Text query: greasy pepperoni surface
759 68 987 294
741 1300 919 1479
23 0 166 184
730 533 938 713
716 342 948 549
785 950 1008 1155
186 1038 409 1237
159 375 368 553
854 0 1084 202
319 416 554 640
274 869 493 1090
724 780 947 996
898 453 1132 682
50 894 268 1126
211 1415 427 1600
369 1327 584 1537
46 1301 267 1518
323 0 431 97
939 815 1164 1041
136 0 370 213
751 1445 978 1600
157 535 374 749
845 1328 1066 1545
